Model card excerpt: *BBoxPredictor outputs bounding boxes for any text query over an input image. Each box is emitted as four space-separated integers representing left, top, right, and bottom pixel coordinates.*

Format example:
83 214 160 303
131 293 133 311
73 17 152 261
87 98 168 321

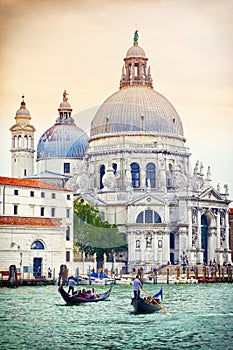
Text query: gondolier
133 275 142 298
68 276 76 295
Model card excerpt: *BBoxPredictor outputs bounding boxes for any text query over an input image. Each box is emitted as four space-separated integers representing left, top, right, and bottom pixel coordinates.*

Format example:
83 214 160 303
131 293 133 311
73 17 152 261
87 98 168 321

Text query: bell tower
10 96 36 178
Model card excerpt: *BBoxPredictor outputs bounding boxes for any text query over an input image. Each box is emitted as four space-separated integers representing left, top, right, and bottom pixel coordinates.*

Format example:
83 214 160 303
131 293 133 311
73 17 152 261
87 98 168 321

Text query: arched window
146 163 156 188
24 135 28 148
28 136 32 148
18 135 22 148
100 165 105 189
131 162 140 188
14 136 17 148
66 226 70 241
136 210 161 223
31 241 44 249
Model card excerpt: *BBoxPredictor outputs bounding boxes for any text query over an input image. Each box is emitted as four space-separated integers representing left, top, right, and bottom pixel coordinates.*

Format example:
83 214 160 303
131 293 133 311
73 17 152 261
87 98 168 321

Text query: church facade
2 32 231 275
69 32 231 271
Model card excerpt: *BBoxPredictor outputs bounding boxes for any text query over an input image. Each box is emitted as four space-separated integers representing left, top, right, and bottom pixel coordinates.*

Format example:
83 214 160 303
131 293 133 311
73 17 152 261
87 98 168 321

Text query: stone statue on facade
63 90 68 102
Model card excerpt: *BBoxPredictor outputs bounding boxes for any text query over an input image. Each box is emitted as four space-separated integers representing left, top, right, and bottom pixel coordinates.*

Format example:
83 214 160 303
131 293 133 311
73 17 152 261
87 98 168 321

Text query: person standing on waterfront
133 275 142 298
68 276 76 295
47 267 52 278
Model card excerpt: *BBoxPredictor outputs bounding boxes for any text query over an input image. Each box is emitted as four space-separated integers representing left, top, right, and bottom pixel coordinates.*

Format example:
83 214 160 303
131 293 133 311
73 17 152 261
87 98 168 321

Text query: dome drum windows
146 163 156 188
131 162 140 188
99 164 105 189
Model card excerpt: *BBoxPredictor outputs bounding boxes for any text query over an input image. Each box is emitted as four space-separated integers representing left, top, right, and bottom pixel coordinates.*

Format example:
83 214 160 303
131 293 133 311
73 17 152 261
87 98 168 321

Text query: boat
58 284 112 305
76 275 114 286
114 277 132 285
131 289 163 314
143 275 179 284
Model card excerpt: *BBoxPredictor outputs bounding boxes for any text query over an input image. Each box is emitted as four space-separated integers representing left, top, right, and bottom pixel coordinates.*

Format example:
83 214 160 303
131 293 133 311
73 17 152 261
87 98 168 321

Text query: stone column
188 207 193 248
225 210 229 250
197 208 203 263
216 211 221 250
127 231 132 264
197 208 202 249
141 235 145 263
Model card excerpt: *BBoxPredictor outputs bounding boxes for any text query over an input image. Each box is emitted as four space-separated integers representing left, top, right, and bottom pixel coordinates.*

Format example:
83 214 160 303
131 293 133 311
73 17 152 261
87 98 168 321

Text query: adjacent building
0 177 73 278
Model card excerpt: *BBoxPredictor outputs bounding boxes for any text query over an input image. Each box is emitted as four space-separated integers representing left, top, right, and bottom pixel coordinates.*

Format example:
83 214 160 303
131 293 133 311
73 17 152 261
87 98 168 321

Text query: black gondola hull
131 298 161 314
58 285 112 305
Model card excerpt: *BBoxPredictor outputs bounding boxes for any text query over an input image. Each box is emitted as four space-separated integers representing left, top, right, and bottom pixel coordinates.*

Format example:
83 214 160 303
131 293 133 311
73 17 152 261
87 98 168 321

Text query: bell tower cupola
10 95 36 178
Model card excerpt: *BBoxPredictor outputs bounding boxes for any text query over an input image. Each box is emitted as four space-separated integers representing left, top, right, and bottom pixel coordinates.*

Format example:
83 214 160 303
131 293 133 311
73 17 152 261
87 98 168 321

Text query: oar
141 286 170 315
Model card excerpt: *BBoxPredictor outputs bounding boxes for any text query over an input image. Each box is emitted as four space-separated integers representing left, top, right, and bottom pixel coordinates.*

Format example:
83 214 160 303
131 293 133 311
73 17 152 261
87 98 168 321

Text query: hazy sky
0 0 232 199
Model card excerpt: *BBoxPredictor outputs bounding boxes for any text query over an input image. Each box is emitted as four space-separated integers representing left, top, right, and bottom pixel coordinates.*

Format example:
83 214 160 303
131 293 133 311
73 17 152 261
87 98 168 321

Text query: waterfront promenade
1 263 232 287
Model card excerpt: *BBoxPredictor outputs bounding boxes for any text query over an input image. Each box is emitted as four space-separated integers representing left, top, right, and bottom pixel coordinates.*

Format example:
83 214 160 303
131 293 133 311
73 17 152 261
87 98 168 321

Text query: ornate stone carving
102 172 116 191
192 207 197 224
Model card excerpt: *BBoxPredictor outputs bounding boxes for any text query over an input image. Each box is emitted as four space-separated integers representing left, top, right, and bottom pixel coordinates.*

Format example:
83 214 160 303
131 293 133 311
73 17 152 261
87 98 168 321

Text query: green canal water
0 283 232 350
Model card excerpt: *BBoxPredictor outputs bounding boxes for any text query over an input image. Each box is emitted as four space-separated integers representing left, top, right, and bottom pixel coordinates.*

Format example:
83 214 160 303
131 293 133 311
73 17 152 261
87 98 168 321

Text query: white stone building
0 177 73 278
69 32 231 272
1 32 231 275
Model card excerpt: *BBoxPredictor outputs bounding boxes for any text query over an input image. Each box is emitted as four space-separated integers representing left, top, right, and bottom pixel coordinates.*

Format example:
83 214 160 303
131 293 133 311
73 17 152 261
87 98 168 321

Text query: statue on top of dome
63 90 68 102
134 30 139 45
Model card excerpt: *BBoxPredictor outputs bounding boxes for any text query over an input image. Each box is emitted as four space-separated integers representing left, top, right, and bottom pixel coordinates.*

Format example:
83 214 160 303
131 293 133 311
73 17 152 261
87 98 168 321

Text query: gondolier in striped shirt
133 275 142 298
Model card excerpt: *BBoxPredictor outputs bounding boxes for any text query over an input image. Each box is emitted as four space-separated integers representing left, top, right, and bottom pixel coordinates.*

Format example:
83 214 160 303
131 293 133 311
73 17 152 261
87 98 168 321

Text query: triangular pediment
199 187 224 201
74 193 107 206
127 193 165 206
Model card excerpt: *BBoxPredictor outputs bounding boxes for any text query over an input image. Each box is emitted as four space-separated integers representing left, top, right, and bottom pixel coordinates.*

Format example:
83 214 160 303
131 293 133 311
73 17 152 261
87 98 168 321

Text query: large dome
91 32 184 140
90 86 184 138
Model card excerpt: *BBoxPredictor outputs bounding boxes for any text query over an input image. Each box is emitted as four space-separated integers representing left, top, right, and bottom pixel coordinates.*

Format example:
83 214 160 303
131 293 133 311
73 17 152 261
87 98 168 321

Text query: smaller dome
16 97 30 117
16 108 30 116
37 123 89 160
126 44 146 58
37 90 89 160
59 101 72 110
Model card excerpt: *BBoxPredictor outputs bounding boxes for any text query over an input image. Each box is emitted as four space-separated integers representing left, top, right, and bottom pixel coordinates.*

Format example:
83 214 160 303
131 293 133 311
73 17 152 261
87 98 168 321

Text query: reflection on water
0 283 233 350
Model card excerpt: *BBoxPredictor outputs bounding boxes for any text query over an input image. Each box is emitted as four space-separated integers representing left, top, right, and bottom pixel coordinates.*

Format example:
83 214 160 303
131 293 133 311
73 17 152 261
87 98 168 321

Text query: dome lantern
56 90 73 124
120 31 153 89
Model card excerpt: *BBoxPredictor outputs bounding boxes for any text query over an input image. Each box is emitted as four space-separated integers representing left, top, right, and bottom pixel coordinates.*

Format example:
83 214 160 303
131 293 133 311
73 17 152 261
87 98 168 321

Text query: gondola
58 284 112 305
131 289 163 314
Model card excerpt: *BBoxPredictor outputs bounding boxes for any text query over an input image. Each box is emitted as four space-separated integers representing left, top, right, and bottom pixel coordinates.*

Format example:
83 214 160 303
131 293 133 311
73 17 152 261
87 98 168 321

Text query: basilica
1 32 231 276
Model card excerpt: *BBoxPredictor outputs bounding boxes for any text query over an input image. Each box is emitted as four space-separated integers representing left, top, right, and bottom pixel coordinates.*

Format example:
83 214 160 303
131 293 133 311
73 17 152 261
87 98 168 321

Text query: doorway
33 257 42 278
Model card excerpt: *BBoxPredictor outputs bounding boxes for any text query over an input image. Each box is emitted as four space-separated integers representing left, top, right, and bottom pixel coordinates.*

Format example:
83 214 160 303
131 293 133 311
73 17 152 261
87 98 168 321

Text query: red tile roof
0 176 71 191
0 216 62 227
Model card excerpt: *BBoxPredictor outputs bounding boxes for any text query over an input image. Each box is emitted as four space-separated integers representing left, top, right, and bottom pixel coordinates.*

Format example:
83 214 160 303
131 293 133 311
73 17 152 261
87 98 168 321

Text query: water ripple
0 284 233 349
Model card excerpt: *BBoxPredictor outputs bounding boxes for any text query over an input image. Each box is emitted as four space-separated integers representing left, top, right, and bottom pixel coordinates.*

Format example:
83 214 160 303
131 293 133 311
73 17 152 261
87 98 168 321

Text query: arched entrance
31 240 44 277
201 214 208 264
